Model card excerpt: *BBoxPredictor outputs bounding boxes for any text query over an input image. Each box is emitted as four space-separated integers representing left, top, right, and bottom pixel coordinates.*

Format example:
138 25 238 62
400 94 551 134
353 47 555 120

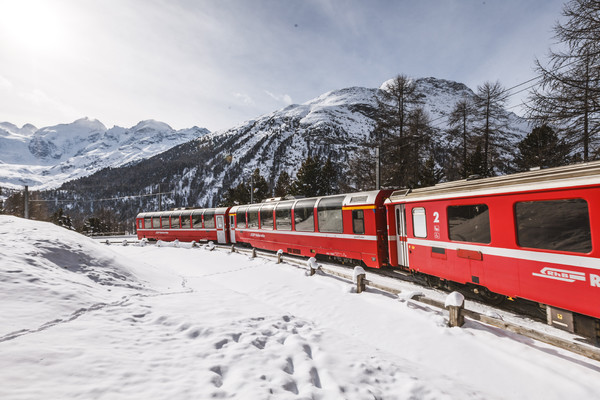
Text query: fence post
307 257 319 276
353 266 367 294
277 249 283 264
231 245 235 253
445 292 465 327
251 248 256 258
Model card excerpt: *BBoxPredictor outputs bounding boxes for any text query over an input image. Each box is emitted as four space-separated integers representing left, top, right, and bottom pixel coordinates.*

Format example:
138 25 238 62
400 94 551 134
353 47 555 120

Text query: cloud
265 91 293 105
234 92 254 105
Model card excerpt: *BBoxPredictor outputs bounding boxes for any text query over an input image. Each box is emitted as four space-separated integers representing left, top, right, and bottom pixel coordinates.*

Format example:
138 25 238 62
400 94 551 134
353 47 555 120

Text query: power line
28 191 177 204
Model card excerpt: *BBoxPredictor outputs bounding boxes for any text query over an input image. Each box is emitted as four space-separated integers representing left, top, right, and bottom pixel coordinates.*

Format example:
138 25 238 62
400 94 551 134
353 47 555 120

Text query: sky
0 0 567 132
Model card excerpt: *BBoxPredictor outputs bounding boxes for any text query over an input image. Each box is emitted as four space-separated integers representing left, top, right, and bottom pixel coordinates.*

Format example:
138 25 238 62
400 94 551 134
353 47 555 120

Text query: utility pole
375 146 381 190
24 185 29 219
250 174 254 204
158 183 162 211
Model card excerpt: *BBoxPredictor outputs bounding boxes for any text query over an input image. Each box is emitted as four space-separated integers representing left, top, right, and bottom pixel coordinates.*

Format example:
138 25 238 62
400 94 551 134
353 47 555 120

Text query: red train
136 161 600 336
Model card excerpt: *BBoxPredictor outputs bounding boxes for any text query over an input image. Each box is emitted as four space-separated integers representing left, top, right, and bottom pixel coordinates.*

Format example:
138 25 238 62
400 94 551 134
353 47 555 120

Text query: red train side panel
385 162 600 320
231 190 392 268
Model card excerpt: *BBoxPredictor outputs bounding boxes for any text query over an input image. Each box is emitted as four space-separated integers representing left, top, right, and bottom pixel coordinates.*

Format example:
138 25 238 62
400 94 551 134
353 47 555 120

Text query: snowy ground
2 216 600 399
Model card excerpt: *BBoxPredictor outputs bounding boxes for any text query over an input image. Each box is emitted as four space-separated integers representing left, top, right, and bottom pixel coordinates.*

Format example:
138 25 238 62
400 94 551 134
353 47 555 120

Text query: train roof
229 190 390 212
387 160 600 203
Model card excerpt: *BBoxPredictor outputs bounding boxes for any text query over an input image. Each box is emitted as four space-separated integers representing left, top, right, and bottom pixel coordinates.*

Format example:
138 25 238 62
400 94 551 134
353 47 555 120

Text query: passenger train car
385 161 600 335
136 161 600 335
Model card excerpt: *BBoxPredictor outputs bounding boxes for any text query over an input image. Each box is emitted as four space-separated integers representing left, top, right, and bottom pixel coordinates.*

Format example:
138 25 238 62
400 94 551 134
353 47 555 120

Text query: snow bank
2 216 600 399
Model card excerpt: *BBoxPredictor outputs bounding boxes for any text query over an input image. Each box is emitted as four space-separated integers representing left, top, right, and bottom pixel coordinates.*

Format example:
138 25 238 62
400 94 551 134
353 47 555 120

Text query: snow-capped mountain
0 118 209 189
56 77 529 218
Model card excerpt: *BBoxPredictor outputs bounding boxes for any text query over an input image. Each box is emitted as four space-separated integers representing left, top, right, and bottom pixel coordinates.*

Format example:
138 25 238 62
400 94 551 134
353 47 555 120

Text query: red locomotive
136 161 600 336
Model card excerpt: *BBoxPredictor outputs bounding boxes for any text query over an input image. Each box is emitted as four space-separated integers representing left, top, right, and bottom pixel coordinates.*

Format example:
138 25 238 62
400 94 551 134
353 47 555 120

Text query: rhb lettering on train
532 267 586 283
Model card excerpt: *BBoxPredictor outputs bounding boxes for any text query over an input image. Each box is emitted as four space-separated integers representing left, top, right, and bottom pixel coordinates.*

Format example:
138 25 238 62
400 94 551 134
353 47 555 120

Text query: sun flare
0 0 67 54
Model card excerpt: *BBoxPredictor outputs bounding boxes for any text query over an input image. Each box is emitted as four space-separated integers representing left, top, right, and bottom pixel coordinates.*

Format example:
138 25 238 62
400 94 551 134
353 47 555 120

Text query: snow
2 215 600 399
445 291 465 308
0 119 209 189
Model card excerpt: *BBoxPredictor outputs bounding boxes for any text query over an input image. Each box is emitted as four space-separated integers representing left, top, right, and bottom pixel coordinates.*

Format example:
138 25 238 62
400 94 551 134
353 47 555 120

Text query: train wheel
477 287 505 306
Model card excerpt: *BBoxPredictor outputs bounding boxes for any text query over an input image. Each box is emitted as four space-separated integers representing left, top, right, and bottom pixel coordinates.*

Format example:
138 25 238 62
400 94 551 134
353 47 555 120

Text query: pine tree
345 146 378 192
250 168 269 202
290 156 323 197
374 74 420 188
527 0 600 161
273 171 292 197
447 98 476 178
473 81 512 176
220 182 250 206
515 125 570 171
320 157 338 195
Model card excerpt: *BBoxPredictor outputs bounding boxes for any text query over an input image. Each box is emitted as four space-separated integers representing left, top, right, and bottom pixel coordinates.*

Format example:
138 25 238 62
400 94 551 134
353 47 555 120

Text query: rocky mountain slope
54 77 529 223
0 118 209 189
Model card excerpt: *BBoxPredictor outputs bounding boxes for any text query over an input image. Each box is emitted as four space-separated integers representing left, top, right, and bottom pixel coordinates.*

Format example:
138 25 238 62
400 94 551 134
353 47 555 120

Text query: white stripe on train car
407 238 600 270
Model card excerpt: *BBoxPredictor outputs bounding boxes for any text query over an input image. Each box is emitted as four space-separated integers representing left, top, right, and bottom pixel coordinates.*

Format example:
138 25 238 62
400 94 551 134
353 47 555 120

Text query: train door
229 215 236 243
216 215 227 244
395 205 409 267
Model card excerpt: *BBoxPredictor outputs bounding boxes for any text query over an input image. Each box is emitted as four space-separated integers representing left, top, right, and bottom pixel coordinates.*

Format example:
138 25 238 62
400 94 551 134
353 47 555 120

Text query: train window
260 204 275 230
318 196 345 233
152 216 160 229
180 212 192 229
161 214 170 229
171 215 180 229
144 217 152 229
515 199 591 253
236 207 247 229
412 207 427 238
192 210 204 228
275 201 293 230
448 204 490 243
247 206 260 229
294 199 316 232
352 209 365 235
204 210 215 229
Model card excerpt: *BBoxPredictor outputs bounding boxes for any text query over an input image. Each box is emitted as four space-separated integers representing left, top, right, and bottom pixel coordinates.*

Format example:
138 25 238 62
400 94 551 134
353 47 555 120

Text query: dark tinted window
192 211 204 228
247 206 260 229
317 196 344 233
161 214 170 229
515 199 591 253
275 201 293 230
294 199 316 232
204 210 215 229
181 213 191 229
448 204 490 243
260 204 275 230
236 207 247 228
352 209 365 234
170 214 180 229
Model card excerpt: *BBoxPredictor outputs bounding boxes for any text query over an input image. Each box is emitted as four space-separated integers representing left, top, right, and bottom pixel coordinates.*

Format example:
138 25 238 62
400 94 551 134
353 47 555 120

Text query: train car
230 190 393 268
385 161 600 334
136 207 230 244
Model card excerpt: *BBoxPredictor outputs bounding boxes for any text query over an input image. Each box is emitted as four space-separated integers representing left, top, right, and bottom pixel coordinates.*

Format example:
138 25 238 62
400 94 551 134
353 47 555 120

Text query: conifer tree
447 98 476 178
527 0 600 161
515 125 570 171
273 171 291 197
473 81 511 176
290 156 322 198
374 74 420 188
320 157 338 195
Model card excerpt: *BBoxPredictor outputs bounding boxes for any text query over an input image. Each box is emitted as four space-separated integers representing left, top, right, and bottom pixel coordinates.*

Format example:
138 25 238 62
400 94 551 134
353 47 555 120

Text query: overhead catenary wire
27 191 177 204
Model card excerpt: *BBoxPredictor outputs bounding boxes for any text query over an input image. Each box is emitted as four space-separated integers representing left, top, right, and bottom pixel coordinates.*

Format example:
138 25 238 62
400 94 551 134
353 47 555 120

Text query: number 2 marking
433 211 440 223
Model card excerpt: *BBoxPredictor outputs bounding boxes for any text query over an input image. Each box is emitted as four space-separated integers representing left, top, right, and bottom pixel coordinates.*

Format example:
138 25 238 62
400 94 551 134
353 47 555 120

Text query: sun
0 0 67 54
